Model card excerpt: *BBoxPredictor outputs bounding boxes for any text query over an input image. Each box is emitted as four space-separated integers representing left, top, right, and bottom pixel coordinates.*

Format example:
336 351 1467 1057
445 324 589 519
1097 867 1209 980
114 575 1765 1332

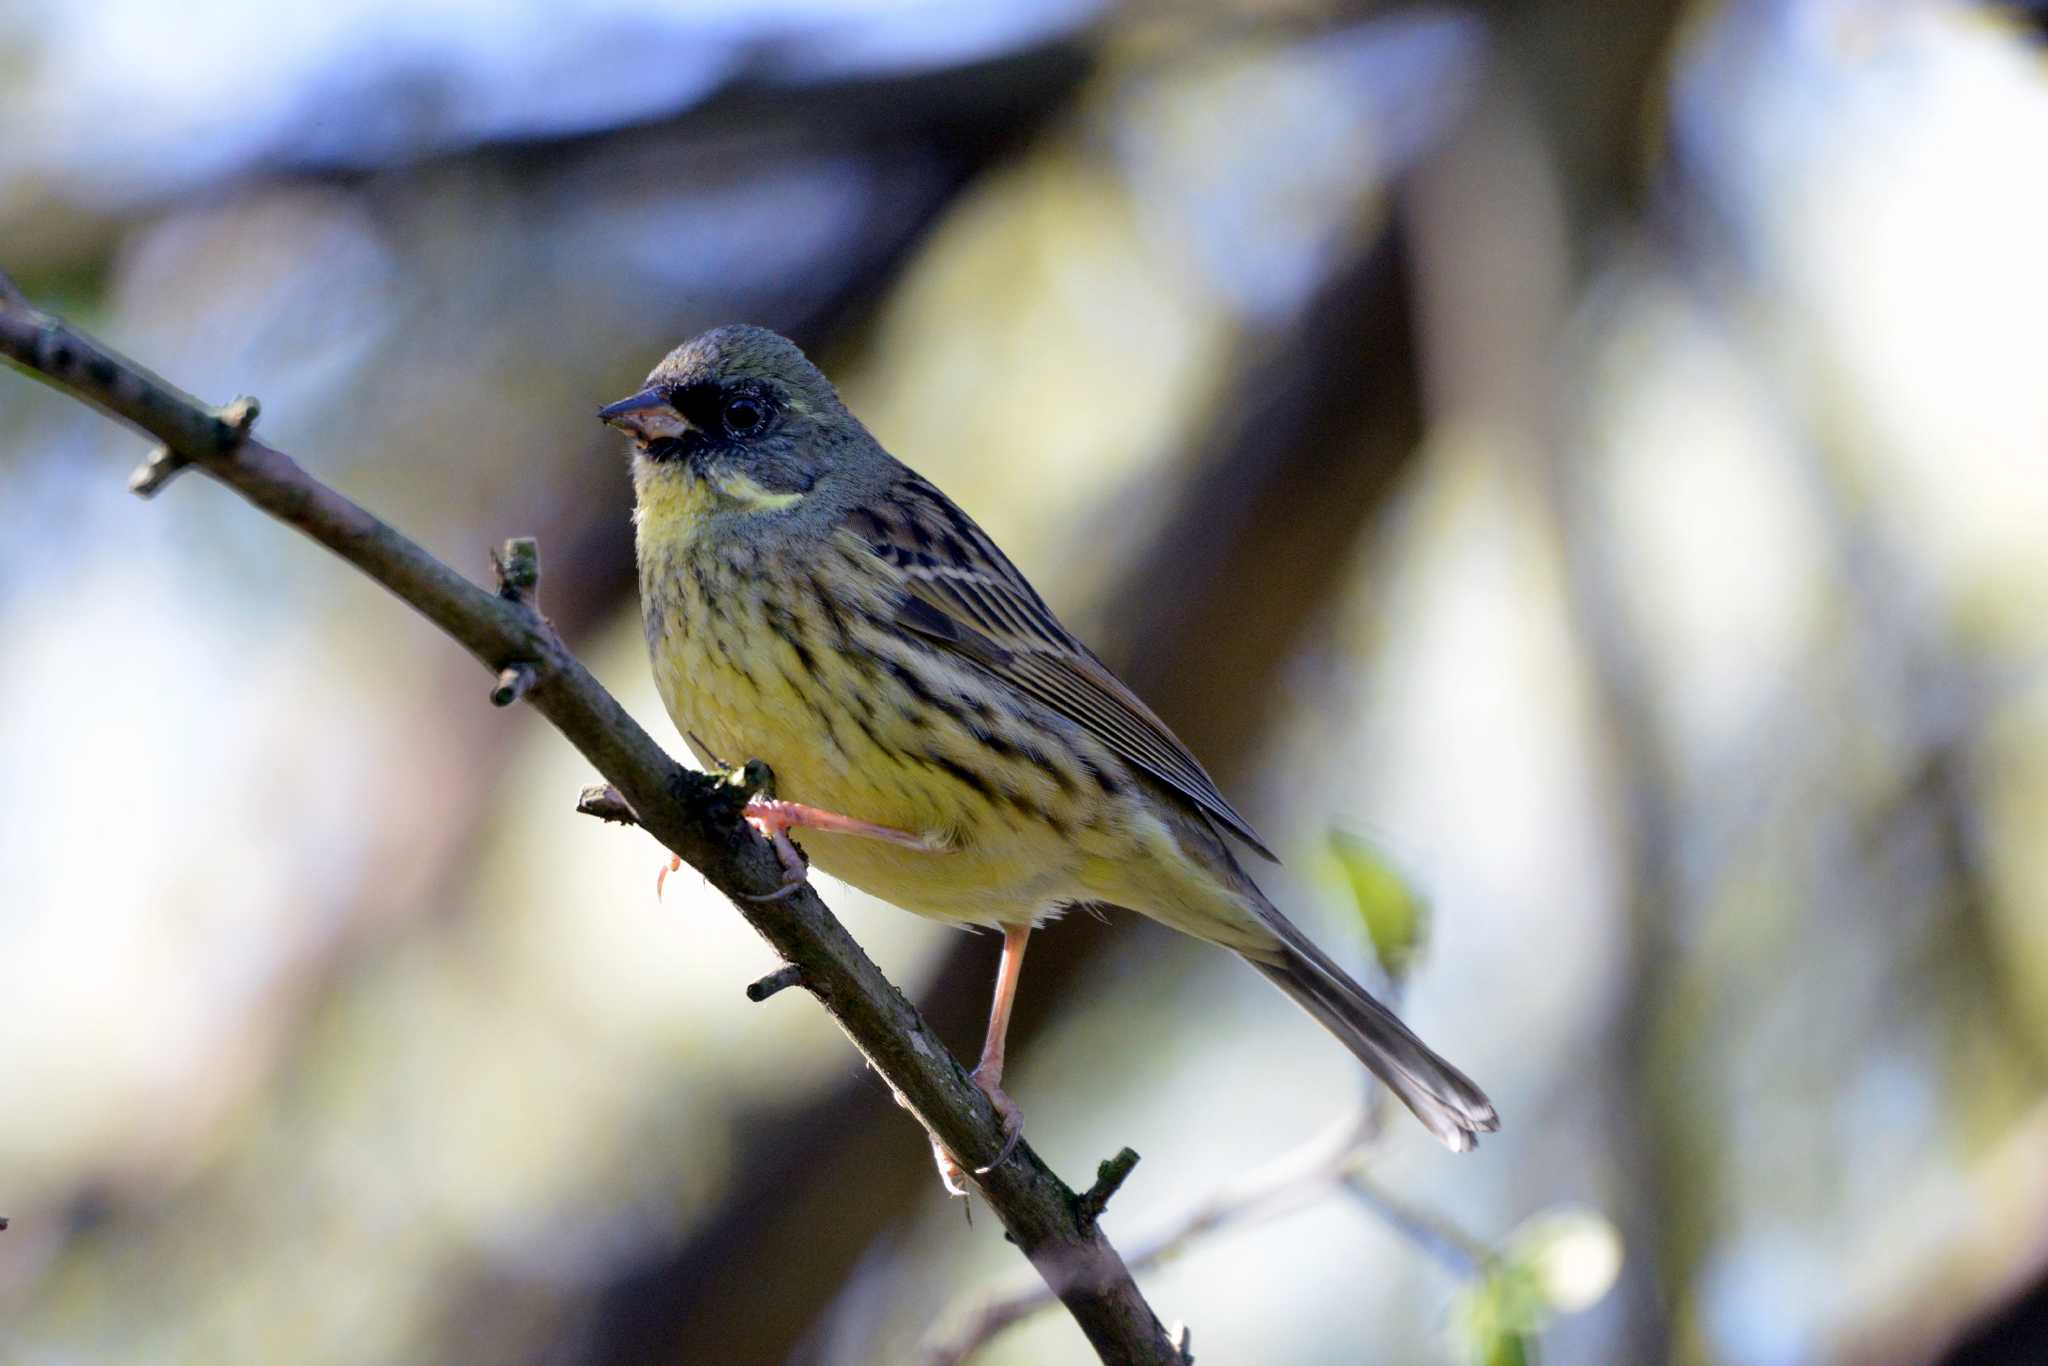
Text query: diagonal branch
0 273 1184 1366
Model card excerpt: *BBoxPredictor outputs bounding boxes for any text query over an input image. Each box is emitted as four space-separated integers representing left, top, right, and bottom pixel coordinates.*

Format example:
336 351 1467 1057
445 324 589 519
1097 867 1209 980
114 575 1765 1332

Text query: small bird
602 326 1497 1183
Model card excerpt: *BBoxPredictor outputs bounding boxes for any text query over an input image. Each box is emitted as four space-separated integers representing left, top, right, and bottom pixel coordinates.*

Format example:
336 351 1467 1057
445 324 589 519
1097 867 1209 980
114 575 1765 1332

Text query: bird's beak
599 389 690 443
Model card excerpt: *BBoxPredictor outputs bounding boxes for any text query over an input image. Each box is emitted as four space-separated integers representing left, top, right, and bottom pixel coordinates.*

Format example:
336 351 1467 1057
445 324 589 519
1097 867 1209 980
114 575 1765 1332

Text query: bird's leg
738 797 934 902
654 754 929 900
935 925 1031 1195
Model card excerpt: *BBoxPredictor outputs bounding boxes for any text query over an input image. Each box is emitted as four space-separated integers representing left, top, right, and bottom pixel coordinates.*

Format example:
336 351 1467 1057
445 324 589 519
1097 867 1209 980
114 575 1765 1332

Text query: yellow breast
631 475 1268 943
635 486 1070 921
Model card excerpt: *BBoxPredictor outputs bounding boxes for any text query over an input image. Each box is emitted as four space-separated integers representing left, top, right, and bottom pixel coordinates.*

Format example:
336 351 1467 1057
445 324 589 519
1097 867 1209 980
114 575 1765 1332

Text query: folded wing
845 475 1276 862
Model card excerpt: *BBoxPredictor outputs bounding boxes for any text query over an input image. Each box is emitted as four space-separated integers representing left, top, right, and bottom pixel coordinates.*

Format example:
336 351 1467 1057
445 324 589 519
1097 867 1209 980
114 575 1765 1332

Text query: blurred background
4 1 2047 1362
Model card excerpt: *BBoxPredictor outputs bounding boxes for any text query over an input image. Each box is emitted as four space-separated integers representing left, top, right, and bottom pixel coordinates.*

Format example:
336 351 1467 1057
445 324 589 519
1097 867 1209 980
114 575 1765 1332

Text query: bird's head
600 324 859 517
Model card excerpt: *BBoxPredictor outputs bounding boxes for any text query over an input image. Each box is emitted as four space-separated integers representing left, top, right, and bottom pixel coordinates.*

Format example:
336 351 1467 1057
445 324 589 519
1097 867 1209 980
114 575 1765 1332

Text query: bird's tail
1245 917 1498 1152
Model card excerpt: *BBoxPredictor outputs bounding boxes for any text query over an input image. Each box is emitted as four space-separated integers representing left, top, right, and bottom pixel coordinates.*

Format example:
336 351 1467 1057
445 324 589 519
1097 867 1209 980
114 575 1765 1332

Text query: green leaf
1452 1262 1546 1366
1322 829 1429 980
1484 1332 1536 1366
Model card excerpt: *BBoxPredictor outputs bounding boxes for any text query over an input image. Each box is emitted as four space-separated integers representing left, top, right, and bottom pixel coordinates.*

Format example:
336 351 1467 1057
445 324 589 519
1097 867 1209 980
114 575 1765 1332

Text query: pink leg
744 798 931 849
935 925 1031 1195
740 798 933 902
658 799 930 902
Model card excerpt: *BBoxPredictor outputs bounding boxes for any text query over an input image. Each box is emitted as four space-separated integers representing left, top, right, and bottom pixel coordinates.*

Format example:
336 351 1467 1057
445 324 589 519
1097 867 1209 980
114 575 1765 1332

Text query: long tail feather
1247 924 1498 1152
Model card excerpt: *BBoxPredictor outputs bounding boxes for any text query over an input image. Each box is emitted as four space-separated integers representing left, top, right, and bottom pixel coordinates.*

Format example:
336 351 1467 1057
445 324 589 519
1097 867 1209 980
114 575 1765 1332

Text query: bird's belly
647 612 1083 926
799 826 1079 927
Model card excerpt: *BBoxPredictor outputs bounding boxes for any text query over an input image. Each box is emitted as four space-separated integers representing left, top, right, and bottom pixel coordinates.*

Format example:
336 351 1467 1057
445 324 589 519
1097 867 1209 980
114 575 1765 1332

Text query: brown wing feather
847 476 1277 862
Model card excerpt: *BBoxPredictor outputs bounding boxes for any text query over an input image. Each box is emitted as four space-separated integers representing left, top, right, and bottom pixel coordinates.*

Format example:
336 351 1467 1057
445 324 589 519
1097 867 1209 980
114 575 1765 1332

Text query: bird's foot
739 798 931 903
933 1068 1025 1196
657 792 927 902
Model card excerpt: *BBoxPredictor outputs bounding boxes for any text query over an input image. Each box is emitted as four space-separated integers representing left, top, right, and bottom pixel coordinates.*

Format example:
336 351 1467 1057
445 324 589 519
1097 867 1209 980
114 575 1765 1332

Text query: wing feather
846 477 1277 861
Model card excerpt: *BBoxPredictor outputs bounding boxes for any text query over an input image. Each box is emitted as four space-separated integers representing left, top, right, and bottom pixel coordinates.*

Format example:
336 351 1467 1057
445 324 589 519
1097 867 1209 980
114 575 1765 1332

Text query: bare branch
0 271 1183 1366
1340 1172 1487 1278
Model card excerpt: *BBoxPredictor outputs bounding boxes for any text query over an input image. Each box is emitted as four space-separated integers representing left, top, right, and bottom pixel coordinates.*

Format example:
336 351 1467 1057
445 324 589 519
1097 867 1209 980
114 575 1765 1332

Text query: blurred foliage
1456 1209 1625 1365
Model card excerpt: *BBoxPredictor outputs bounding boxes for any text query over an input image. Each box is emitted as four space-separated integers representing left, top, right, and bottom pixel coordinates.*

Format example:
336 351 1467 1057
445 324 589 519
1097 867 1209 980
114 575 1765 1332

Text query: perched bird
602 325 1497 1182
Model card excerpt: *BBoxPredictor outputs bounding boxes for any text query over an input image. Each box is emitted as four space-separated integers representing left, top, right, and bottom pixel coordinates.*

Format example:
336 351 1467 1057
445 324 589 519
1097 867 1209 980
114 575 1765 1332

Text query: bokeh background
5 1 2048 1362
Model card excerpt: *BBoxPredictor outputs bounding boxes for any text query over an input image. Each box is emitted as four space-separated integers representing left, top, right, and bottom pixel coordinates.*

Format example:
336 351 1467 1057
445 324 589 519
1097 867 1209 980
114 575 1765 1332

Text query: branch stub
491 663 537 707
128 446 189 498
746 965 805 1002
575 783 640 825
1076 1147 1141 1228
493 536 541 605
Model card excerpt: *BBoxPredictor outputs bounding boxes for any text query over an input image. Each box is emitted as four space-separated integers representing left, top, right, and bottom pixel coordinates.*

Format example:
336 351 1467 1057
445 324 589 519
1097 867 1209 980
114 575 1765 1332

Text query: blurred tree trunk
1421 3 1690 1360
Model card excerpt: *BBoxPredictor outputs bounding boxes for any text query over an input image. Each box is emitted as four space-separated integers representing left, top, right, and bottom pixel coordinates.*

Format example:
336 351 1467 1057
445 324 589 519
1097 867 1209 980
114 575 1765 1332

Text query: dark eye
722 395 767 437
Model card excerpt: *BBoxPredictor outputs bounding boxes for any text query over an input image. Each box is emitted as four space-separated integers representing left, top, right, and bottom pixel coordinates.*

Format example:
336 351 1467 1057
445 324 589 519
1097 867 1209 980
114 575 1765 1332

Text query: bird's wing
844 475 1277 862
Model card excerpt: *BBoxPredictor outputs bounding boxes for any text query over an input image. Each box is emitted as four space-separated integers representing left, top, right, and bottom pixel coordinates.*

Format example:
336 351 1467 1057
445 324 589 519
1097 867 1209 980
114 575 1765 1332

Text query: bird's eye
722 395 767 437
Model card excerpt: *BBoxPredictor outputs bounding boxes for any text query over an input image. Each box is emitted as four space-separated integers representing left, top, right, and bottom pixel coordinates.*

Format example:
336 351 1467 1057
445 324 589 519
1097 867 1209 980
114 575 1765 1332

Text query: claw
971 1073 1025 1176
934 1136 970 1198
655 854 683 900
932 1068 1026 1195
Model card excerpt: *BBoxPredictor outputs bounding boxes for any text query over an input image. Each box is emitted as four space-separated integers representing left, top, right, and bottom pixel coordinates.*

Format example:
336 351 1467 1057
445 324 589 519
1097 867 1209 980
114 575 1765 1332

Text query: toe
769 830 808 881
930 1136 970 1198
967 1077 1025 1175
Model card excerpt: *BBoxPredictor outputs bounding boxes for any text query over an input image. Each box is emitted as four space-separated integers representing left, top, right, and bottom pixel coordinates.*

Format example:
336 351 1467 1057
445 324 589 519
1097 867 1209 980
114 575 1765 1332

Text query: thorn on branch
492 535 541 606
575 783 640 826
746 964 805 1002
491 663 537 707
1076 1147 1141 1228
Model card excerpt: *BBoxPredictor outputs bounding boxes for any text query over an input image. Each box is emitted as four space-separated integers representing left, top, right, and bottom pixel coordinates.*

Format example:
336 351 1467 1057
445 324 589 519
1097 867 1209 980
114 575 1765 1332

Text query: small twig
487 537 542 703
1341 1172 1489 1278
746 965 805 1002
1076 1148 1142 1228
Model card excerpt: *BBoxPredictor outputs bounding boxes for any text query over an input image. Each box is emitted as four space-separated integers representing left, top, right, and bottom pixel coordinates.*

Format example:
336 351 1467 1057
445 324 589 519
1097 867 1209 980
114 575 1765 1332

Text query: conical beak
598 389 689 442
